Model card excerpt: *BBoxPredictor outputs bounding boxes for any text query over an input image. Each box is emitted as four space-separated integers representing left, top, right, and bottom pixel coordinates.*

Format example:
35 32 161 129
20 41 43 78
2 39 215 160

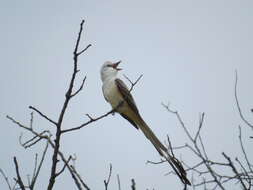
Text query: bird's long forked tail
138 118 191 186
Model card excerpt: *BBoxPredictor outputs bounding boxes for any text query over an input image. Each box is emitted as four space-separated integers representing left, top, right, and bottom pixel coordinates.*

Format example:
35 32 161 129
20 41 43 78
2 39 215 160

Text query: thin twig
68 165 83 190
123 74 143 92
131 178 136 190
222 152 247 189
61 109 115 133
31 153 38 186
77 44 92 56
55 156 72 177
238 126 253 174
29 106 57 126
0 168 12 190
30 141 49 189
234 71 253 130
71 76 87 97
13 157 26 190
104 164 112 190
117 174 121 190
70 165 90 190
30 112 34 129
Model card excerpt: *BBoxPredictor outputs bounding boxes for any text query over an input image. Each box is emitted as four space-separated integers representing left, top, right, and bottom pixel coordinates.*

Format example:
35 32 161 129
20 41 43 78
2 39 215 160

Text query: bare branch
61 109 115 133
131 178 136 190
62 100 125 134
13 157 25 190
71 76 87 97
77 44 92 56
7 114 90 190
29 106 57 126
194 113 205 143
48 19 90 190
68 166 82 190
0 168 12 190
222 152 247 189
21 131 49 148
55 156 72 177
31 154 38 186
104 164 112 190
70 165 90 190
234 71 253 130
30 112 34 129
117 174 121 190
162 103 195 142
123 74 143 92
162 105 228 189
166 135 175 157
238 126 253 174
146 159 165 165
30 141 49 189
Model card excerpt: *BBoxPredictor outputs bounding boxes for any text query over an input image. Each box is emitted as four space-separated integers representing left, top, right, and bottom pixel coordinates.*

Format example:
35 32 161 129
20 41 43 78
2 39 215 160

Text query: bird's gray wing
115 78 140 115
115 78 140 130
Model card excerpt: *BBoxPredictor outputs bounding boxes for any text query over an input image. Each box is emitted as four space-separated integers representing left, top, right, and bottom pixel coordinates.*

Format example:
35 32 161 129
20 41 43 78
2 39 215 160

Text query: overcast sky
1 0 253 189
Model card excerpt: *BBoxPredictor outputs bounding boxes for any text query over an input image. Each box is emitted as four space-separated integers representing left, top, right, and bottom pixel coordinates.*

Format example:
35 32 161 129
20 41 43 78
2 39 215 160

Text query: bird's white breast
102 79 124 109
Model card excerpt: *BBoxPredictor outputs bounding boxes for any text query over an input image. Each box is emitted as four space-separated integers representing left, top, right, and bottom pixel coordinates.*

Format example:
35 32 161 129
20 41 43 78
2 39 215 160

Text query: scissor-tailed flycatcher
100 61 190 185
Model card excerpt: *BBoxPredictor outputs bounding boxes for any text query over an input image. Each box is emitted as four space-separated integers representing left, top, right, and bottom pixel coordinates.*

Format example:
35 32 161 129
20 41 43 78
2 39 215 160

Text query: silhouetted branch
238 126 253 175
30 141 49 189
161 100 253 189
222 152 247 189
123 74 143 92
77 44 92 56
131 179 136 190
55 156 72 177
117 174 121 190
0 168 12 190
104 164 112 190
71 76 87 97
70 165 90 190
61 109 116 133
47 19 91 190
29 106 57 126
13 157 25 190
234 71 253 130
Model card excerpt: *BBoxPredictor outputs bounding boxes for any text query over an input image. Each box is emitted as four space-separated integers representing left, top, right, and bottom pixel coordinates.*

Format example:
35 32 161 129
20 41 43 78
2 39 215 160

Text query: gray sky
1 0 253 189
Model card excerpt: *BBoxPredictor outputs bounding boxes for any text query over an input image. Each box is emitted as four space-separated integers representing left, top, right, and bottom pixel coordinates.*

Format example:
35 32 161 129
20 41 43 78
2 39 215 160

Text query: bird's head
100 61 122 82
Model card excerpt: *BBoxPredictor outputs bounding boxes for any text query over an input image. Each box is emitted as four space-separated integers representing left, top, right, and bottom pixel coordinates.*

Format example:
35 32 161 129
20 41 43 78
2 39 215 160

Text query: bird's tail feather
137 118 167 156
137 118 191 186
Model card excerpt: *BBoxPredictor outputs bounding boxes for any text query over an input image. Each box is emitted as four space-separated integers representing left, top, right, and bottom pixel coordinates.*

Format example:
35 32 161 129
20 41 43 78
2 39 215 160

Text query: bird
100 61 191 185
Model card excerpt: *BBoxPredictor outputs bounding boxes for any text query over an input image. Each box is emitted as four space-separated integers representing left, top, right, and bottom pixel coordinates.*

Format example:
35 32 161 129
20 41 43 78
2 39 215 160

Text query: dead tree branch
234 71 253 130
28 106 57 126
0 168 12 190
4 19 92 190
159 101 253 189
47 19 91 190
13 157 26 190
104 164 112 190
117 174 121 190
131 178 136 190
30 141 49 189
123 74 143 92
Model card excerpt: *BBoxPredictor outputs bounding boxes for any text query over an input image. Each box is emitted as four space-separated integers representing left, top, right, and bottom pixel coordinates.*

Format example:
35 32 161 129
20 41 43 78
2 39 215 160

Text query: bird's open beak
112 61 122 71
